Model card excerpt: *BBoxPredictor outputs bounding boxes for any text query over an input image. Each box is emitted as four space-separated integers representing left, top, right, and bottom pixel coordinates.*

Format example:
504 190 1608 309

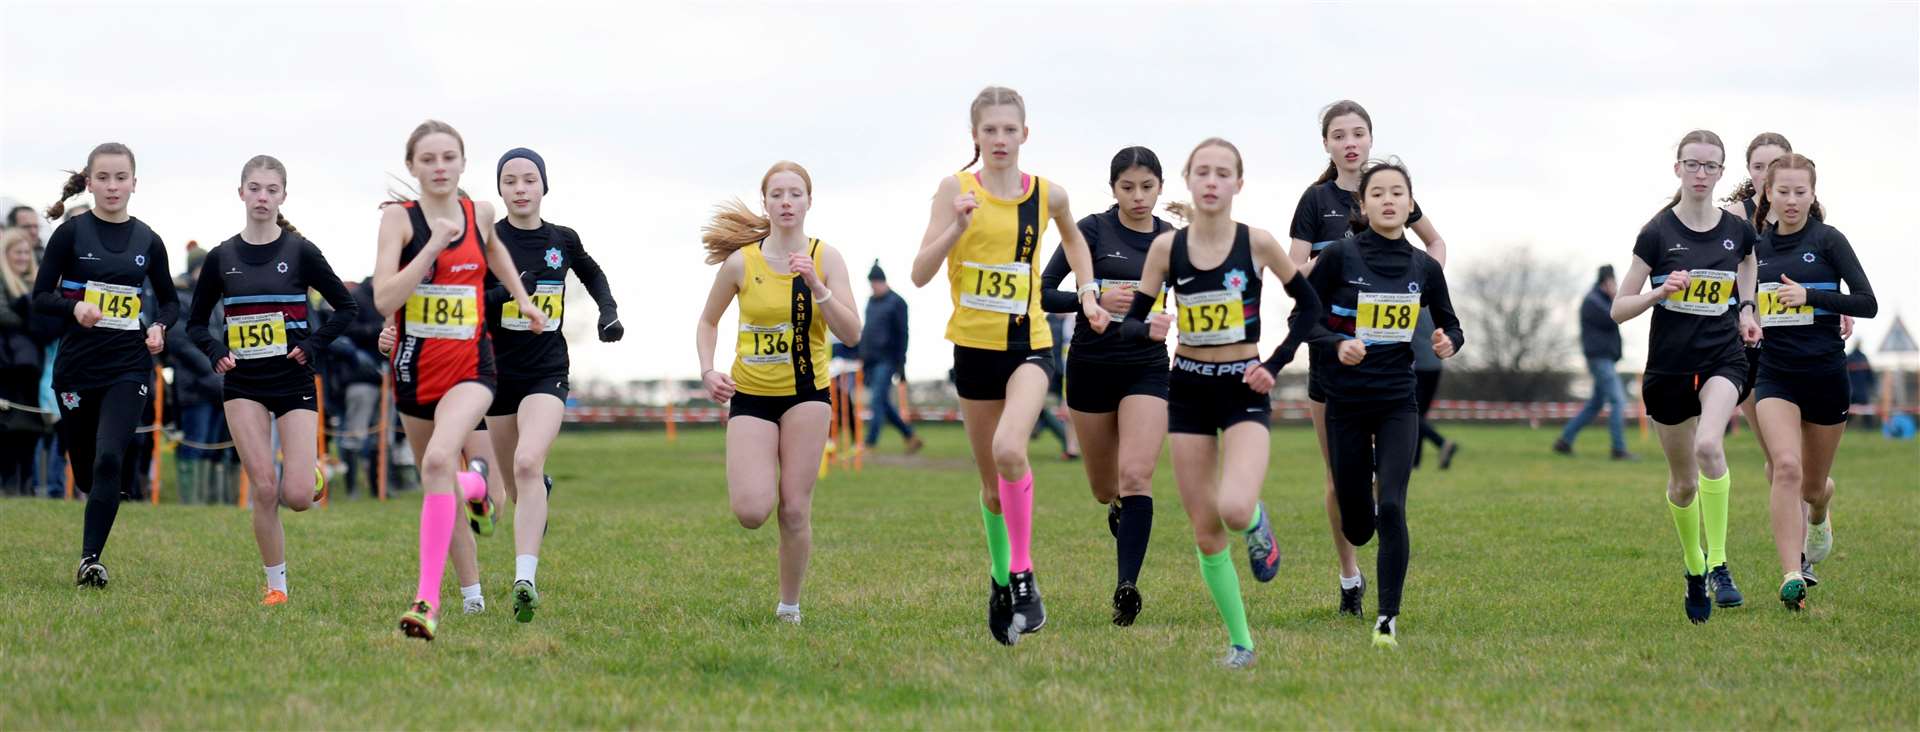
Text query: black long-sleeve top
32 213 179 389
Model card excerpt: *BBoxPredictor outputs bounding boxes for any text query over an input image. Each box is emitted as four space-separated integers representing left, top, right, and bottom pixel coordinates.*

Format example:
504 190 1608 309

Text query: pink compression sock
415 493 458 611
998 472 1035 573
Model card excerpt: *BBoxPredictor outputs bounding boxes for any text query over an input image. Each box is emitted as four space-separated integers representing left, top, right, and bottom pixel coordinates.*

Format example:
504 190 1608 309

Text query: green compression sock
981 495 1010 587
1668 496 1707 576
1240 502 1265 536
1699 470 1731 568
1198 546 1253 649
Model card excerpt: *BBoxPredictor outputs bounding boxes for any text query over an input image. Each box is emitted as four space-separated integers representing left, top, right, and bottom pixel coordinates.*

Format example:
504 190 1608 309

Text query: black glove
598 308 624 342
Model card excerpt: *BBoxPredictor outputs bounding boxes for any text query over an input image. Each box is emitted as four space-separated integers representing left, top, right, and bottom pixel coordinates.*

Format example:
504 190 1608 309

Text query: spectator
166 258 227 504
1846 342 1876 425
331 278 387 497
0 229 50 494
1554 265 1636 459
7 205 44 257
859 261 921 453
1031 312 1078 460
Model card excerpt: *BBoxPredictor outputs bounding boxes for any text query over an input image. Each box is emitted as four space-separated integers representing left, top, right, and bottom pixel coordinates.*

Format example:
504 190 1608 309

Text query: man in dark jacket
860 261 921 453
1554 265 1635 459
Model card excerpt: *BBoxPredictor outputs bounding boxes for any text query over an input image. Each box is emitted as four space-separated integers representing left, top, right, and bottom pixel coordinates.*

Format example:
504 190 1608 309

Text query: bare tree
1449 244 1578 401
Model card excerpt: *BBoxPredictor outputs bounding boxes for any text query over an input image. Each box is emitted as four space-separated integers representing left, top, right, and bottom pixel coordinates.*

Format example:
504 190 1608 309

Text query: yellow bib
1756 283 1813 327
405 284 479 340
1662 269 1736 317
944 173 1051 351
226 312 289 359
84 281 141 331
731 241 831 396
1355 292 1421 343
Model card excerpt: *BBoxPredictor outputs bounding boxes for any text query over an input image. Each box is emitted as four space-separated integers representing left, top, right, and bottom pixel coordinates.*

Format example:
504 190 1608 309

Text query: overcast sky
4 2 1915 381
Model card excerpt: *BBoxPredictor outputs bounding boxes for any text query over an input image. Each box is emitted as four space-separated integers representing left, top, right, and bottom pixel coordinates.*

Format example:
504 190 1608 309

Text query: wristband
814 288 833 305
1077 282 1100 299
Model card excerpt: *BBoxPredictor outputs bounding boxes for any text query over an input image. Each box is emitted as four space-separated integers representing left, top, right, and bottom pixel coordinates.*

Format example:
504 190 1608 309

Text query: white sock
776 602 801 615
1376 614 1396 634
460 583 483 601
515 554 539 585
264 563 288 593
1340 574 1363 590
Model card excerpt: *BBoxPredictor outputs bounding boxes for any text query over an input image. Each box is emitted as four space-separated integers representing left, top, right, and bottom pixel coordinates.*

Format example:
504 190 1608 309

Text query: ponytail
963 144 980 172
276 213 299 235
45 171 86 220
1312 161 1338 185
702 199 770 265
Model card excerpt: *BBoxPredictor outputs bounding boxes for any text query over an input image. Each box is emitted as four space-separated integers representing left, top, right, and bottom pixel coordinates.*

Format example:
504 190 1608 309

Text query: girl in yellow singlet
695 161 862 625
908 85 1108 645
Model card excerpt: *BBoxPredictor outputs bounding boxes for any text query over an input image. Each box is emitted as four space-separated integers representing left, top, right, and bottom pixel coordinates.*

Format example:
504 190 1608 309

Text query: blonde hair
962 86 1027 170
1183 137 1244 178
701 161 814 265
1 228 36 299
240 155 299 235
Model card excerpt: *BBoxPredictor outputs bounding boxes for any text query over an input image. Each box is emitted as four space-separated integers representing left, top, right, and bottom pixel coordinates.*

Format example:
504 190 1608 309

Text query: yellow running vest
945 172 1052 351
731 240 830 396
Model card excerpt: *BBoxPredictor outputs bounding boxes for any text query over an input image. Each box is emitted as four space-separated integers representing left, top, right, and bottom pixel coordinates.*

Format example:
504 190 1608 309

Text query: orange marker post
150 366 163 505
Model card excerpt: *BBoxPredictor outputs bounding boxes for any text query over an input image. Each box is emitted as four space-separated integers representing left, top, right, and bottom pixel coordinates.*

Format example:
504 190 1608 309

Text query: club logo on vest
1803 252 1816 263
1722 239 1736 251
134 254 146 267
60 392 79 410
1223 268 1249 292
276 262 288 274
545 248 563 269
451 263 480 273
1407 281 1421 293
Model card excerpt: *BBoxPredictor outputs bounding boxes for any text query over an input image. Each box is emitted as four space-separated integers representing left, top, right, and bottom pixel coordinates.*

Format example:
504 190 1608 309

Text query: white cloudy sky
4 2 1915 381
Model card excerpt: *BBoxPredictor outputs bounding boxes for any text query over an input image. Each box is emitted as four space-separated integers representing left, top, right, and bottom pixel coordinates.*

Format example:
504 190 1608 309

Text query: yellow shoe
313 466 328 503
399 601 437 641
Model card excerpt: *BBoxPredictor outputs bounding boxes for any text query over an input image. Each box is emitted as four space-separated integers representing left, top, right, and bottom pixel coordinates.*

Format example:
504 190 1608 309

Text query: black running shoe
1009 570 1046 634
1107 500 1120 539
75 556 108 588
1684 573 1713 624
1339 577 1365 617
1438 441 1460 470
1111 581 1142 627
1551 439 1572 456
1800 555 1820 588
1707 563 1744 608
988 580 1015 646
544 473 554 496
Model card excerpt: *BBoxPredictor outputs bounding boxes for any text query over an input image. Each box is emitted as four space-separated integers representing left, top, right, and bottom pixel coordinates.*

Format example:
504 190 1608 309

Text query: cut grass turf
2 424 1915 729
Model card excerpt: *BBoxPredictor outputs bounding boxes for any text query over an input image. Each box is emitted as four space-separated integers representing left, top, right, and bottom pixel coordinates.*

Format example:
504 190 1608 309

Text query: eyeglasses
1680 160 1724 174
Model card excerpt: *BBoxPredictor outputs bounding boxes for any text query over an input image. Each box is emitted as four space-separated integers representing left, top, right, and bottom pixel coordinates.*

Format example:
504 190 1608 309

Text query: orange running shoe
262 588 288 607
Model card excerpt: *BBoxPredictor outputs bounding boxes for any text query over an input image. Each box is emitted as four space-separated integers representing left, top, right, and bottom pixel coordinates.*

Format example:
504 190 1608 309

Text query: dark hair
1753 153 1825 228
1314 100 1372 185
6 205 32 227
1658 130 1725 217
47 142 135 220
239 155 298 235
1596 264 1616 286
1108 146 1162 185
1347 157 1414 234
1726 132 1793 206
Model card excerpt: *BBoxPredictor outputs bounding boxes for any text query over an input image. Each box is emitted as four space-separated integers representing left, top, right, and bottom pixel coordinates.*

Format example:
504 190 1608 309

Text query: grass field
2 423 1916 729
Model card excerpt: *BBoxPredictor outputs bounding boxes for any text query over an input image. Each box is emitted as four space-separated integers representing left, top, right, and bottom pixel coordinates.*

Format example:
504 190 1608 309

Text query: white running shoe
463 596 486 615
1805 516 1832 565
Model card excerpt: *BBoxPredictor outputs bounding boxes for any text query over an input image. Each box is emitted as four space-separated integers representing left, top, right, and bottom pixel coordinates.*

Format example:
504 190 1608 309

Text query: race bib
737 322 792 366
1756 282 1813 327
1356 292 1421 343
958 261 1030 315
1663 269 1736 317
1176 289 1246 347
84 281 141 331
501 282 564 332
1097 279 1163 315
404 284 478 340
225 312 288 359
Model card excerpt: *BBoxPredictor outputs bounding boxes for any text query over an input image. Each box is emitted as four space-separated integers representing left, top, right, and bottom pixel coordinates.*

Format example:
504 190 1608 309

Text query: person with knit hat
860 260 920 453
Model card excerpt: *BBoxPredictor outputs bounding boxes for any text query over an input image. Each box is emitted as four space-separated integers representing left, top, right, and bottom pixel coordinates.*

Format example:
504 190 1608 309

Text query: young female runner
1286 100 1449 617
1750 154 1875 609
1118 137 1325 667
1284 158 1463 649
483 147 623 622
372 120 545 640
1611 130 1760 624
33 142 178 588
910 85 1108 645
696 161 861 624
1037 145 1175 627
186 155 358 606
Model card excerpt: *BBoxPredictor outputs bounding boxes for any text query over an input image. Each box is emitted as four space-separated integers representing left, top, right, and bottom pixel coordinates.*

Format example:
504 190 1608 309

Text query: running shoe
1707 563 1744 608
988 580 1015 646
1800 555 1820 588
75 557 108 589
1111 581 1142 627
1805 515 1832 564
1684 573 1713 624
463 458 496 537
512 579 540 623
312 465 328 503
261 588 288 607
1372 616 1398 649
1780 573 1807 612
1439 441 1460 470
463 595 486 615
1107 500 1121 539
399 601 437 641
1221 645 1256 669
1339 576 1366 617
776 606 802 625
1245 502 1280 583
1009 570 1046 635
